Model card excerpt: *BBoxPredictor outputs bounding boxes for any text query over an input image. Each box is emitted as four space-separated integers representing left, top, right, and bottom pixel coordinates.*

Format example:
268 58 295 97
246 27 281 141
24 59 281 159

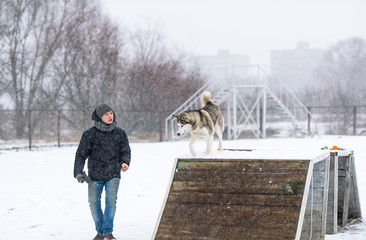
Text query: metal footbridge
165 65 312 140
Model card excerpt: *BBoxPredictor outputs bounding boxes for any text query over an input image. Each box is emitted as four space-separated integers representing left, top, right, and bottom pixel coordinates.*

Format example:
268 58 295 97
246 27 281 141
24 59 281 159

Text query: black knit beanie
96 104 113 118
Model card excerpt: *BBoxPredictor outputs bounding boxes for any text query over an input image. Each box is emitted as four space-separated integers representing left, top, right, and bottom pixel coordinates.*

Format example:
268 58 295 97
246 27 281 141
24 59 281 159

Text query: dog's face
173 113 192 136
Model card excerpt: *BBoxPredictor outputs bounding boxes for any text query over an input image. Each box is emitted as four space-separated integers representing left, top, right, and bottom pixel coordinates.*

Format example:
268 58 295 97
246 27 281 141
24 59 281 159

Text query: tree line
1 0 366 141
297 37 366 134
0 0 205 139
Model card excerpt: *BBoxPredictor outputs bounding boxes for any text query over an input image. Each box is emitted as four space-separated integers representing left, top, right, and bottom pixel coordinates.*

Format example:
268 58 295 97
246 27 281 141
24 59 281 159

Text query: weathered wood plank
342 155 351 227
171 180 306 195
336 152 362 227
338 156 348 169
304 203 328 219
314 159 326 171
348 154 362 219
313 170 326 188
161 203 300 224
177 159 309 174
174 172 307 182
300 156 330 240
167 192 303 207
156 222 298 240
326 152 338 234
321 156 330 238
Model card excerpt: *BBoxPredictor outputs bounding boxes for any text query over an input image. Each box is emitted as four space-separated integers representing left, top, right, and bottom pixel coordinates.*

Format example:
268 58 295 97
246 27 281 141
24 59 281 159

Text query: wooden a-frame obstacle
152 150 361 240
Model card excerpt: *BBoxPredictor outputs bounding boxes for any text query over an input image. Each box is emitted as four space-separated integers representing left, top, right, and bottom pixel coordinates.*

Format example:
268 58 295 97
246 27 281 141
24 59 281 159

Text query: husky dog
173 91 224 156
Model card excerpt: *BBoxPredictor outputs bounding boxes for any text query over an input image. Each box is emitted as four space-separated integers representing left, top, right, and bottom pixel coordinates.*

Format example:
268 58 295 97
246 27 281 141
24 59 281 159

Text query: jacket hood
91 109 117 123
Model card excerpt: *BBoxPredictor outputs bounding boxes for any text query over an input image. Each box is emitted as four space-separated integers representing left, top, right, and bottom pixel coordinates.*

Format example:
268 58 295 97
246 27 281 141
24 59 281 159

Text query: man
74 104 131 240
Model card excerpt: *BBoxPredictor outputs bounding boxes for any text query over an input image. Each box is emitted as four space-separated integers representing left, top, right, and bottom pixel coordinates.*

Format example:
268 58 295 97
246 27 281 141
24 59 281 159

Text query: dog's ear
173 114 178 118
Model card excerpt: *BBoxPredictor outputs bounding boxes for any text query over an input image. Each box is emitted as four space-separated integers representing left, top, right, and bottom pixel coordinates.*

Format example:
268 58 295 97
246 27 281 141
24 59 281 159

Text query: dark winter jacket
73 109 131 182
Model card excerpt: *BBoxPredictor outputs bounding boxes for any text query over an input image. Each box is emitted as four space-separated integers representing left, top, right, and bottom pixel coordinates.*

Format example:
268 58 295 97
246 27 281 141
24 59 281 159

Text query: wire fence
308 105 366 136
0 109 91 150
1 105 366 150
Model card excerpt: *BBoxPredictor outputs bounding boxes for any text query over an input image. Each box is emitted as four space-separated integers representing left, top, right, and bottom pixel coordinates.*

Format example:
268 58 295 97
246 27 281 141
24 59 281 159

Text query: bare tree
0 0 6 96
47 0 124 109
313 37 366 134
45 0 126 130
1 0 70 137
121 26 206 139
316 37 366 105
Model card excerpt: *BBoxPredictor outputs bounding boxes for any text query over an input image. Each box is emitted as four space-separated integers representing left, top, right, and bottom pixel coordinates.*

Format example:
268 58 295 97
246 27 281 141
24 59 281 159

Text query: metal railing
164 65 312 140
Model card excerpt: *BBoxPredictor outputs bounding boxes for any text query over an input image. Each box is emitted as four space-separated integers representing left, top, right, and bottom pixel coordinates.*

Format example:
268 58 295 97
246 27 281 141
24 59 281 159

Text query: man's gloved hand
76 173 84 183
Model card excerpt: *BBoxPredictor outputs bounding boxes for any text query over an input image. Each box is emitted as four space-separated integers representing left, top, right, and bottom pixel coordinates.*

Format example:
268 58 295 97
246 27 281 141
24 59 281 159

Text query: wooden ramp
152 150 331 240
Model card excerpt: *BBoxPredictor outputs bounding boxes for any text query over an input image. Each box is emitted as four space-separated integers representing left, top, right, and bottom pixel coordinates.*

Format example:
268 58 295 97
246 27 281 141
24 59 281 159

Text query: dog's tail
201 91 214 107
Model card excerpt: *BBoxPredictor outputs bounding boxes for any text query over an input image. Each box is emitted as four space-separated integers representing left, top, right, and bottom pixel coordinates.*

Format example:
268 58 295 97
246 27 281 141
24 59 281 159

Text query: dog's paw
218 144 223 151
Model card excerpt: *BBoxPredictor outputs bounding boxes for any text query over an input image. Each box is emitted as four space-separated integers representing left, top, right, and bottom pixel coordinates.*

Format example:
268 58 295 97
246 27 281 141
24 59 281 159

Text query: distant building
271 42 325 90
197 50 250 81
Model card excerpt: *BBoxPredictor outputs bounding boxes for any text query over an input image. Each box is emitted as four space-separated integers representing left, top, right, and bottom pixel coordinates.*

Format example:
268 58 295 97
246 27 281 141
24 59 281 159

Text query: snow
0 136 365 239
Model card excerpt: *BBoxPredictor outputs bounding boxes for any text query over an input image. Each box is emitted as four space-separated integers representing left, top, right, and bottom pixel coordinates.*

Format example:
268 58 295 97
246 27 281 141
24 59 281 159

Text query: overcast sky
100 0 366 65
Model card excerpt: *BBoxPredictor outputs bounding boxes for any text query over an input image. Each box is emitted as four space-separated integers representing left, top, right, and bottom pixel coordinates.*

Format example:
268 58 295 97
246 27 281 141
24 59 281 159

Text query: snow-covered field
0 136 365 240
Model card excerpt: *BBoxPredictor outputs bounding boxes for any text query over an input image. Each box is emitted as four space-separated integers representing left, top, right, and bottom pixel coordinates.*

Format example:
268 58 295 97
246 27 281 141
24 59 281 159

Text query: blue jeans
88 178 120 236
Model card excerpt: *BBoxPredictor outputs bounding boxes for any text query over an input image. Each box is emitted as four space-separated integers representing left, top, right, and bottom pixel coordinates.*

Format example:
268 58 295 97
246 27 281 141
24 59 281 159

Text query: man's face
101 111 114 125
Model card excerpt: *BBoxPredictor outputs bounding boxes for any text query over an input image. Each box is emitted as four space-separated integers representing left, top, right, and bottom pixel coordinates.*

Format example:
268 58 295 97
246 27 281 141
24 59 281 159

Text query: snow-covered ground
0 136 365 239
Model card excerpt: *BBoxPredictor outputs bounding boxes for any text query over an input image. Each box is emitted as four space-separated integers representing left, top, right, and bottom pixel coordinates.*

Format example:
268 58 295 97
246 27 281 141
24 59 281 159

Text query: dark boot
104 234 116 240
93 234 103 240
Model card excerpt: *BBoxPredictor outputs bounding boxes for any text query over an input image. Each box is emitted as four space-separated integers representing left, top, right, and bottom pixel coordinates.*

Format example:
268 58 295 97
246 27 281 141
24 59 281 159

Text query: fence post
58 110 61 147
159 112 163 142
307 106 312 135
28 109 32 151
353 106 357 135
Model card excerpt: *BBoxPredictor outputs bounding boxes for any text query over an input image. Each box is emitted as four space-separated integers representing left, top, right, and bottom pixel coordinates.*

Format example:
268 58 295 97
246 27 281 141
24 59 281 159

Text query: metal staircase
165 65 312 140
